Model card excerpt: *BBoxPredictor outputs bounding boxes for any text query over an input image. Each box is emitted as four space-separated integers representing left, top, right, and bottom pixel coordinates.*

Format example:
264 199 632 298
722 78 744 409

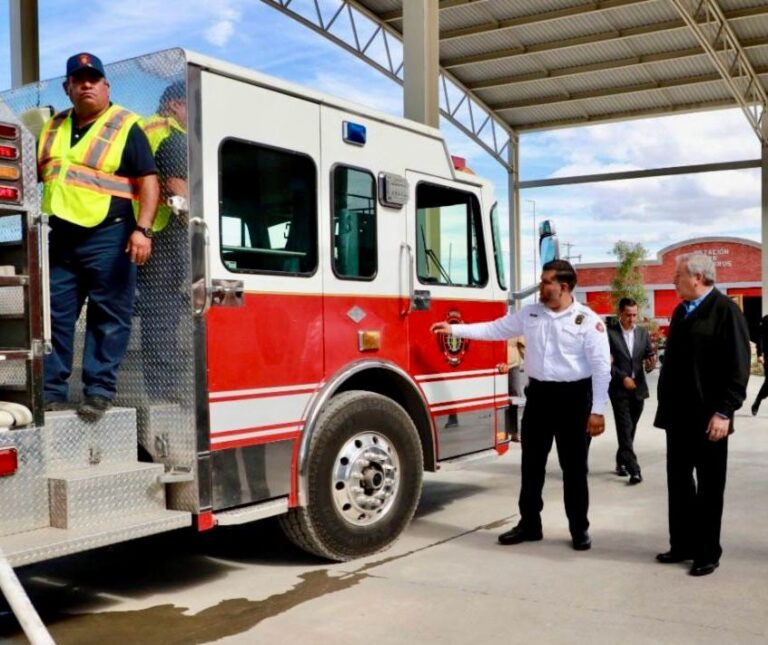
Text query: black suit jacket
608 324 654 400
654 288 750 432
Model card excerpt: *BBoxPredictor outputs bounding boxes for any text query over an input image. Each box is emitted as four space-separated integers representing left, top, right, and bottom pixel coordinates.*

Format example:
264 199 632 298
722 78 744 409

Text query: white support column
508 133 521 300
9 0 39 88
403 0 440 127
763 140 768 316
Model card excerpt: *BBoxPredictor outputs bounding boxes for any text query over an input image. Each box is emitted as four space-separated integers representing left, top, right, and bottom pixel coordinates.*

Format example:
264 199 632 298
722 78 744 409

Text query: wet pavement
2 371 768 644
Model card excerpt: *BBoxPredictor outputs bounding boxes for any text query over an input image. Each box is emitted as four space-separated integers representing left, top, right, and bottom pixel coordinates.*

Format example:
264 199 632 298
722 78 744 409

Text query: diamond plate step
43 407 139 470
48 461 166 530
2 509 191 568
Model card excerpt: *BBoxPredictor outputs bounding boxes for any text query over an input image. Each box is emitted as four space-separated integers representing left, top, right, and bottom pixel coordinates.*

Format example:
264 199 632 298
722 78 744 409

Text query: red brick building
574 237 762 337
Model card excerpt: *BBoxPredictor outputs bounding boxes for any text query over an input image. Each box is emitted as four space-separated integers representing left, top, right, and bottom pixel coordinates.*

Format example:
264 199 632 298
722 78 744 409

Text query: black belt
50 215 127 230
528 377 591 389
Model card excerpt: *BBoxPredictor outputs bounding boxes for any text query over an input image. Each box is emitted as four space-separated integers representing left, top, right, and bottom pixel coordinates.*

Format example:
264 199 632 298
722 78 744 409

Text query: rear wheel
280 390 423 561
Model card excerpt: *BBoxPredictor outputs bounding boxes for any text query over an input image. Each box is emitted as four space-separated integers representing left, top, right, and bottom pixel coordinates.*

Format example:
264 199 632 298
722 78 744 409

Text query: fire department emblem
437 310 469 366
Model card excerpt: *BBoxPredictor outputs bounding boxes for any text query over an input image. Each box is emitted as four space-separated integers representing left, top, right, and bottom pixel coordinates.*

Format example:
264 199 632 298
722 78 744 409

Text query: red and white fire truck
0 48 519 566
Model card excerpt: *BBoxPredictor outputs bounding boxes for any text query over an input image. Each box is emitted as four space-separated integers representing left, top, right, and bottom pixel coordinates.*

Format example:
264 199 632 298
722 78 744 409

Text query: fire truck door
198 71 323 506
405 173 504 461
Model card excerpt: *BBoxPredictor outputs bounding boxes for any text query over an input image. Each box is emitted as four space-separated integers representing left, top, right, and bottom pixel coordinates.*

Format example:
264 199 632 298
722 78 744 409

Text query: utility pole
562 242 581 264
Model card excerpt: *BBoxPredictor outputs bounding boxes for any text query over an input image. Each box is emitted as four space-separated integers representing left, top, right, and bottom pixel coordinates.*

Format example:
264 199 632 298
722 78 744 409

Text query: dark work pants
519 378 592 536
610 394 644 475
665 428 728 563
44 217 137 402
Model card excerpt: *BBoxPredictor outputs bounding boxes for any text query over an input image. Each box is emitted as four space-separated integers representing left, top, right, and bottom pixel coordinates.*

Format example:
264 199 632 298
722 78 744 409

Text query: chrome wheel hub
331 432 400 527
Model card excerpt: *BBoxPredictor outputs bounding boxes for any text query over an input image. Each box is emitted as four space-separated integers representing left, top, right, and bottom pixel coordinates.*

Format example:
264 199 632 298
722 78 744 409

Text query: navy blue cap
66 52 106 78
160 81 185 106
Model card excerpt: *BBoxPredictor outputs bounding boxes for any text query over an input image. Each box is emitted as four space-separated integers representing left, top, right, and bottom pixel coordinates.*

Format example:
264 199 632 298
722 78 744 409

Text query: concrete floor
2 371 768 644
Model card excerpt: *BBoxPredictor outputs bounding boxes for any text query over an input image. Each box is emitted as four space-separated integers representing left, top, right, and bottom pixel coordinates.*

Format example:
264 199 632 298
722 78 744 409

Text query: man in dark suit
608 298 656 485
654 253 750 577
750 314 768 415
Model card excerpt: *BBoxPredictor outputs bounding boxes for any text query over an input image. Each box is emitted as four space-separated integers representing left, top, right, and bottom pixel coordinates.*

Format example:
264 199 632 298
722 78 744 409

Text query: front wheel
280 390 423 561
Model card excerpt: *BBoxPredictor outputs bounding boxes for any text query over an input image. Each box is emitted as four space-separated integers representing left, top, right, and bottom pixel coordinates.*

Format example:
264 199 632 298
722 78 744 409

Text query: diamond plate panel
48 461 165 529
43 407 138 470
0 362 26 387
0 286 23 315
0 428 49 537
3 509 190 568
137 402 198 511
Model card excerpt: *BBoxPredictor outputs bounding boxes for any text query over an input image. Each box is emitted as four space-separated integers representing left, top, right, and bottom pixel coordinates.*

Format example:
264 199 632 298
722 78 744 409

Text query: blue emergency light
343 121 367 146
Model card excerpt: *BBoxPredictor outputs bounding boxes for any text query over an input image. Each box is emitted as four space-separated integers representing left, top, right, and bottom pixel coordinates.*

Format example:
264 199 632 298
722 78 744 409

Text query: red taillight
0 448 18 477
0 144 18 160
451 155 466 170
0 123 18 140
0 185 20 202
196 510 216 531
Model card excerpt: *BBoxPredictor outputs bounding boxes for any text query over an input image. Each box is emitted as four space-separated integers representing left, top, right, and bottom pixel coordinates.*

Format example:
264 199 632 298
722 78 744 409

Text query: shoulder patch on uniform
596 321 605 333
574 314 584 325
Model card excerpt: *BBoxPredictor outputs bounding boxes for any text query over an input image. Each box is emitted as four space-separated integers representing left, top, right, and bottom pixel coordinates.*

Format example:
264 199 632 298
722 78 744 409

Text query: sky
0 0 761 285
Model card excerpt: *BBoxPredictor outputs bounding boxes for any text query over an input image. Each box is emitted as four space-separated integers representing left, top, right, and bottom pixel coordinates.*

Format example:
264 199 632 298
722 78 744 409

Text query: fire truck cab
0 49 512 565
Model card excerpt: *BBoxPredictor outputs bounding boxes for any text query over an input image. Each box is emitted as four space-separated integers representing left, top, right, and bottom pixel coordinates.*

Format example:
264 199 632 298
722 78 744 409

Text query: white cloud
204 4 240 47
205 20 236 48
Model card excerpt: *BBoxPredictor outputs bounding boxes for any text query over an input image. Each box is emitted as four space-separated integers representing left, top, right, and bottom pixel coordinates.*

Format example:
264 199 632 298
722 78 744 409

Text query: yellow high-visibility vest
143 114 186 232
38 104 141 227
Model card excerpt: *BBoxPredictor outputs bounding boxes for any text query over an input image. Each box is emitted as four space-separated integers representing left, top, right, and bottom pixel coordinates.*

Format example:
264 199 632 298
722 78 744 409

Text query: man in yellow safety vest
38 52 159 421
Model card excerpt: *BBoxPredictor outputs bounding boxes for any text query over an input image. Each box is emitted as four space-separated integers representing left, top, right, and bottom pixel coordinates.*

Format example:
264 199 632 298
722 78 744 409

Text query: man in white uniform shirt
431 260 610 550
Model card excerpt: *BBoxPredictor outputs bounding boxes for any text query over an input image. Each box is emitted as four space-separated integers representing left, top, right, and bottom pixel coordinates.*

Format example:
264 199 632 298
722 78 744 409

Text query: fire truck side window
415 183 488 288
490 203 507 290
218 138 318 275
332 166 377 280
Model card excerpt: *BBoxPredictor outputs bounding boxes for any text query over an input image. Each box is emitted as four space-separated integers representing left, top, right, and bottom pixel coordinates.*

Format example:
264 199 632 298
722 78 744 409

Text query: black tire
280 390 423 561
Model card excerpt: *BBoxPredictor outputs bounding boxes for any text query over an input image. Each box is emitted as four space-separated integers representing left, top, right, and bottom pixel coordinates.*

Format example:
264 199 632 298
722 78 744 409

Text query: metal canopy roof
354 0 768 135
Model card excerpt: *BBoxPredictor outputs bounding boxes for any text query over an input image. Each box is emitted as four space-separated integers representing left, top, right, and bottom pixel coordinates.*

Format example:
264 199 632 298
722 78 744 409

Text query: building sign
687 247 732 268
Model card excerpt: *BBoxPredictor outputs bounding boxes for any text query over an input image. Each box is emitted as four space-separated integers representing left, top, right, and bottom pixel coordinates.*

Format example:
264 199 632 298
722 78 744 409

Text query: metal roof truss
671 0 768 144
259 0 514 167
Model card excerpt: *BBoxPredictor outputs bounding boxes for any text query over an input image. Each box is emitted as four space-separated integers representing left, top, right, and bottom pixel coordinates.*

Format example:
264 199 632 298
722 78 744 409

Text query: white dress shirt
622 325 635 377
450 300 611 415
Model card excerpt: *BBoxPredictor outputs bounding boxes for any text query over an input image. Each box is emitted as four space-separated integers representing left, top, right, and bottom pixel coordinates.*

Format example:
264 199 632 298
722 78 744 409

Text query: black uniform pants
519 378 592 536
610 394 644 475
665 428 728 563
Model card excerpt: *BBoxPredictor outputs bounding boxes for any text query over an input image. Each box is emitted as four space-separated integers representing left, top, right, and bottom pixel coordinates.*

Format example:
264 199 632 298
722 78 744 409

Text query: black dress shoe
656 550 692 564
628 473 643 485
571 530 591 551
690 561 719 576
615 465 628 476
498 523 543 545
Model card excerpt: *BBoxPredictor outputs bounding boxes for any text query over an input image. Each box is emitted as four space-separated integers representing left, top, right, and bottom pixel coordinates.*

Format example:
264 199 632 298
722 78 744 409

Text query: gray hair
676 252 716 286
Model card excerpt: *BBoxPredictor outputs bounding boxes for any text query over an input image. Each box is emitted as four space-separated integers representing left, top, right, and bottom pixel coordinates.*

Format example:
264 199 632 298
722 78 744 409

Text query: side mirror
538 220 559 266
510 219 559 301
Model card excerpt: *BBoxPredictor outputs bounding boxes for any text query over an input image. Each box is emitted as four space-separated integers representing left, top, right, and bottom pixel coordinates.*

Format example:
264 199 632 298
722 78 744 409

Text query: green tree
610 241 648 312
